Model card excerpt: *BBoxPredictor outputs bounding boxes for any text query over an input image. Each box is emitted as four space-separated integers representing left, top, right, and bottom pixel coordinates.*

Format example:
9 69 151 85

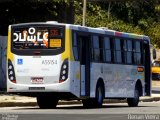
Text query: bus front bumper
7 80 71 93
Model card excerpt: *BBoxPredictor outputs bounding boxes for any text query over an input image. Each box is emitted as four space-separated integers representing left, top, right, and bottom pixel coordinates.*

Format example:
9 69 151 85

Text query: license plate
31 77 44 84
29 87 45 90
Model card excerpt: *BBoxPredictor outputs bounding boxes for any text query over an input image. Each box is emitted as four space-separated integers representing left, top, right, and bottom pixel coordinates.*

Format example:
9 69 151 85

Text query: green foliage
74 0 160 48
146 23 160 48
4 0 160 47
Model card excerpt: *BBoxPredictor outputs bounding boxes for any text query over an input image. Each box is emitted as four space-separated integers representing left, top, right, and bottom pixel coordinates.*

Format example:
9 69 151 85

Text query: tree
74 0 160 47
0 0 74 35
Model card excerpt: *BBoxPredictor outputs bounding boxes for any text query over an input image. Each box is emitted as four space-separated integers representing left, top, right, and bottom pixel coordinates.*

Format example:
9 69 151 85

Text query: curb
0 102 37 107
140 97 160 102
0 97 160 107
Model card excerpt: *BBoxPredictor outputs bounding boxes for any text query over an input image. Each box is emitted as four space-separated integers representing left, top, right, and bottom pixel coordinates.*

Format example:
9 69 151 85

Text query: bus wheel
127 86 139 107
37 96 58 109
94 83 104 107
82 83 104 108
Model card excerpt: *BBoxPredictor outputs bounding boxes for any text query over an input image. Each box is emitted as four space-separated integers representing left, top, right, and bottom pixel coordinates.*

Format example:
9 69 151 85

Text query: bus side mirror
153 49 156 60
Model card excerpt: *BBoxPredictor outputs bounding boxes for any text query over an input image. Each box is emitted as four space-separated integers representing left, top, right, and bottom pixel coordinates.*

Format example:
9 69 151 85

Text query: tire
82 82 104 108
94 83 104 107
127 86 139 107
37 96 58 109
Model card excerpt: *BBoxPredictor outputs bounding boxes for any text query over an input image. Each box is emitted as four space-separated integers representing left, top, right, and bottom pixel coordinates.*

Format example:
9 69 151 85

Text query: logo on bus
17 59 23 65
13 27 48 42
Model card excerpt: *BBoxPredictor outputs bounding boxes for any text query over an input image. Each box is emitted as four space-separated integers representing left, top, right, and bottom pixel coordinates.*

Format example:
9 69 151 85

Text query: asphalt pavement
1 102 160 120
152 87 160 94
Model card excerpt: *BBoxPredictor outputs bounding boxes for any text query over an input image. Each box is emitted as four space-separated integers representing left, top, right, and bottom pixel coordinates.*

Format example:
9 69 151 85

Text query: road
152 80 160 94
0 102 160 120
152 87 160 94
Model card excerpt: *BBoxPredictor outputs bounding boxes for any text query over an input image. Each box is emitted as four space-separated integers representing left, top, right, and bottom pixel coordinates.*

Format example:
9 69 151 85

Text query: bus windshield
11 24 65 55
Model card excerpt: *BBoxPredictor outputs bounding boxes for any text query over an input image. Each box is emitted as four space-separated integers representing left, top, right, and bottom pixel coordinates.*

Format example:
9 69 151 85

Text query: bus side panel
104 64 144 98
69 61 80 97
62 27 81 97
90 62 145 98
90 63 103 98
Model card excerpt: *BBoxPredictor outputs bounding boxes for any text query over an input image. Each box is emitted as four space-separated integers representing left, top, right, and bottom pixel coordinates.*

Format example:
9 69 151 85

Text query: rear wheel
37 96 58 109
127 86 139 107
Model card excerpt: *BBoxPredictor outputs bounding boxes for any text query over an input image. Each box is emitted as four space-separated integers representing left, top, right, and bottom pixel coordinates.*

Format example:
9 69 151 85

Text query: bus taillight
8 59 16 83
59 59 68 83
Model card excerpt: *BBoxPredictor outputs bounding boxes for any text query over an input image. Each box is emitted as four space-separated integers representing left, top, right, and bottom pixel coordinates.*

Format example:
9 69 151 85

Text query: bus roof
67 24 149 41
11 21 150 41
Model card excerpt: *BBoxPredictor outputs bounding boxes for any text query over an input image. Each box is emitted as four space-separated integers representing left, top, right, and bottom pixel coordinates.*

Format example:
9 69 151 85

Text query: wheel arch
135 79 143 96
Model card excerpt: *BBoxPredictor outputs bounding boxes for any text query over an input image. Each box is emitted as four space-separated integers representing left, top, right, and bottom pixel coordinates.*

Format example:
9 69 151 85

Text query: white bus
7 22 154 108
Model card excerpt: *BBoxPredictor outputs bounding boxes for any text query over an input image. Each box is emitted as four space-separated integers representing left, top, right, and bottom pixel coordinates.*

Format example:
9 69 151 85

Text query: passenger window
126 40 132 64
123 40 127 63
92 35 100 61
72 32 79 60
133 41 142 65
104 37 111 62
114 38 122 63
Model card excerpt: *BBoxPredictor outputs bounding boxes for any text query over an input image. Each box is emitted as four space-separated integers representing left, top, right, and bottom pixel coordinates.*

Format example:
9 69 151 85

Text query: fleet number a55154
42 60 57 65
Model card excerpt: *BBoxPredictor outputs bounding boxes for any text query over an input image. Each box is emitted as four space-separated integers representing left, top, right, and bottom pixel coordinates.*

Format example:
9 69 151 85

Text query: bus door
143 40 151 96
78 34 91 97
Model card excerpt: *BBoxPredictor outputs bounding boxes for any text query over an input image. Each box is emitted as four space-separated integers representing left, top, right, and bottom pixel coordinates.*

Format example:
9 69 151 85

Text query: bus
7 21 154 108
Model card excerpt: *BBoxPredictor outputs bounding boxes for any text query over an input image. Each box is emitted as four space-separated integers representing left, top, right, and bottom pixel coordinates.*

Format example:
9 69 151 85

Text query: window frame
11 24 65 56
72 29 144 66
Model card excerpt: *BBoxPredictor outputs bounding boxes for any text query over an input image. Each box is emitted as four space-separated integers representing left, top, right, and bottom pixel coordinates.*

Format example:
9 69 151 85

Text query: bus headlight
59 59 68 83
8 59 16 83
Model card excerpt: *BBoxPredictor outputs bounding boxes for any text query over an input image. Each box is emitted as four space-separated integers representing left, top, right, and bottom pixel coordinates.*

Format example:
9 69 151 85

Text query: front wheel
94 83 104 107
82 83 104 108
127 87 139 107
37 96 58 109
